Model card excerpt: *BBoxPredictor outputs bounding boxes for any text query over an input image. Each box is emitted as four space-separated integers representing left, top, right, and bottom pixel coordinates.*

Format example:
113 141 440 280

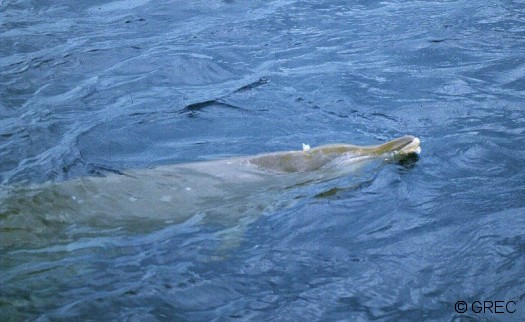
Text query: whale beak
373 135 421 156
399 136 421 155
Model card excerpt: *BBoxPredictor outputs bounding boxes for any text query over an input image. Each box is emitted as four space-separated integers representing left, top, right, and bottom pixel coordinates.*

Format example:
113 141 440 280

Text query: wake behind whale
0 136 421 250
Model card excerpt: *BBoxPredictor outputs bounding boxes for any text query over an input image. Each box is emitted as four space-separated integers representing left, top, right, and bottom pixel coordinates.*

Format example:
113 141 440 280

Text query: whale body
0 135 420 249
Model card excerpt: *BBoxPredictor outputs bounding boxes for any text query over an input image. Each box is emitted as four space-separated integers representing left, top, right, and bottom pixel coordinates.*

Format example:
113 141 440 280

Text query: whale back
249 145 357 173
248 135 420 173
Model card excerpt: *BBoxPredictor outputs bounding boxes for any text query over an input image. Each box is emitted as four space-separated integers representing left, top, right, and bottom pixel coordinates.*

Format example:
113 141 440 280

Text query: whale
0 135 420 250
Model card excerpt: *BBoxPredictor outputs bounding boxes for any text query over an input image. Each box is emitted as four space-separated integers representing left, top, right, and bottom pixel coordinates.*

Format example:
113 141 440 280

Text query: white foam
302 143 311 151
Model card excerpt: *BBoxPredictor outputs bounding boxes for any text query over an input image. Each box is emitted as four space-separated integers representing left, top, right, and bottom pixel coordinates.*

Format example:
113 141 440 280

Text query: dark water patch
179 99 247 116
232 76 270 93
428 38 447 43
123 17 146 24
85 164 126 177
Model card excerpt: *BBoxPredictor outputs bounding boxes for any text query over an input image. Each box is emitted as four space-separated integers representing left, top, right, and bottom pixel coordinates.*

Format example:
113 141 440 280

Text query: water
1 0 524 320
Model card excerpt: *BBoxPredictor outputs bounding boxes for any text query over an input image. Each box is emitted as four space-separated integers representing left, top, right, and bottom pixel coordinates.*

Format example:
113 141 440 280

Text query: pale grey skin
0 135 420 250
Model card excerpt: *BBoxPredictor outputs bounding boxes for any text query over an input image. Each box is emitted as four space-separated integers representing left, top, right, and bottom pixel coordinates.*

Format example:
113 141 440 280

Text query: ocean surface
1 0 525 320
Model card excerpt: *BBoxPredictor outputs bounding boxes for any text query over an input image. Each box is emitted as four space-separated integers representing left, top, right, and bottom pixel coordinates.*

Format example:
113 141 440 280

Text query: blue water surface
1 0 525 320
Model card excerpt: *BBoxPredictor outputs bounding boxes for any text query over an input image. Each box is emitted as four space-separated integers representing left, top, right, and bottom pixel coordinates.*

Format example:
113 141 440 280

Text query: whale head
371 135 421 157
249 135 421 173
